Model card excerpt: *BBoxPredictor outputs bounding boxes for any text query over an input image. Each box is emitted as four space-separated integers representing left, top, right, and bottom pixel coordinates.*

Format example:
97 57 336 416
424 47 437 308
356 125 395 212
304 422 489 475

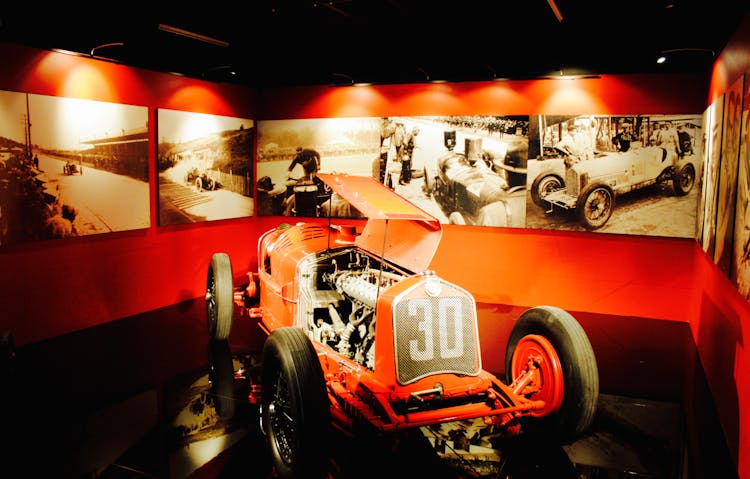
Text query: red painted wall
2 23 750 476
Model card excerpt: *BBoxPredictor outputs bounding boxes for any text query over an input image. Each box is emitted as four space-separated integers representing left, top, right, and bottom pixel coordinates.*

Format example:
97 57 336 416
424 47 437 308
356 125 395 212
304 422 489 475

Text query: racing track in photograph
36 153 149 235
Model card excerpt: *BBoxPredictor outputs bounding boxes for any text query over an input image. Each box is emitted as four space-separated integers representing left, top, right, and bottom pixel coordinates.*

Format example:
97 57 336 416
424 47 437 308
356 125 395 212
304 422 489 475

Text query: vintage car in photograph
62 160 82 175
184 167 217 191
204 173 598 478
530 145 698 230
422 133 527 227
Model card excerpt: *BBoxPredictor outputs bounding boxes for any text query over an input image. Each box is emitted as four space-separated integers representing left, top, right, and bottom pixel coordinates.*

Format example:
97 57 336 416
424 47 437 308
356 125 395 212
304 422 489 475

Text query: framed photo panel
526 114 702 238
256 115 529 226
700 96 725 256
714 75 744 276
157 109 254 226
733 74 750 300
0 90 149 246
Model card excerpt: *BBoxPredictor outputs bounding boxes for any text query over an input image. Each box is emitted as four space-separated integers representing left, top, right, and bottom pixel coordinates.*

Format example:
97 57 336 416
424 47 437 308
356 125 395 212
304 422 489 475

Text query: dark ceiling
2 1 749 88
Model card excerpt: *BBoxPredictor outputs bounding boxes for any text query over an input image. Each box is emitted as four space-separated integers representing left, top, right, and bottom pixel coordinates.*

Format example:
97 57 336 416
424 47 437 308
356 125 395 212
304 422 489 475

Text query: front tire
577 183 614 230
505 306 599 443
673 162 695 196
261 327 330 479
531 174 564 208
206 253 234 340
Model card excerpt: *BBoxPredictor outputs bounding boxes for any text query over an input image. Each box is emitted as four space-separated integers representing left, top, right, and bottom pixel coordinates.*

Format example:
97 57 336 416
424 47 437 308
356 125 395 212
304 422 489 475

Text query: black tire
505 306 598 443
206 253 234 340
261 327 330 479
207 178 216 190
195 177 204 191
531 174 564 208
673 162 695 196
208 339 236 419
576 183 614 230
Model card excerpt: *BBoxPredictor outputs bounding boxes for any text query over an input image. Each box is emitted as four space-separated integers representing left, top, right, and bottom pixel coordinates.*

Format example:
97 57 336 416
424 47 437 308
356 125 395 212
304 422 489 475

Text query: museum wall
2 18 750 476
0 42 263 344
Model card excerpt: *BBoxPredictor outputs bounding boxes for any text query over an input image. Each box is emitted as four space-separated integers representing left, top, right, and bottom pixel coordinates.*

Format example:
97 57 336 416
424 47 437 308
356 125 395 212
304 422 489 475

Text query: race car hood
571 148 660 178
317 173 442 273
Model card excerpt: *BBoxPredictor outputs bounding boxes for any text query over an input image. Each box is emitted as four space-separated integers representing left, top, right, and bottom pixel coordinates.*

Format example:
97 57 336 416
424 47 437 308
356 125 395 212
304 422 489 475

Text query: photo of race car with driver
255 115 529 229
525 114 703 238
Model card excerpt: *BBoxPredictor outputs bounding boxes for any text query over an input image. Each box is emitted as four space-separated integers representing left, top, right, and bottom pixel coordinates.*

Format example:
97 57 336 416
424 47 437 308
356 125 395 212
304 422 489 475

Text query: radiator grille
393 280 479 385
566 168 580 197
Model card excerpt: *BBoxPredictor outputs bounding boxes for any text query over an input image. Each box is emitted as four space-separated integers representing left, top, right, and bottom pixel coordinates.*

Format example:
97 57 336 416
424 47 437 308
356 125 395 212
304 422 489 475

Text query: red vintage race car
205 173 598 479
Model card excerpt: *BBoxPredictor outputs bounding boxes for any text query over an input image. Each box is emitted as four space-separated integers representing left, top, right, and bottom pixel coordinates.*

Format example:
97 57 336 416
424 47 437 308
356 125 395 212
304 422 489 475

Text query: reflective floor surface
1 299 736 478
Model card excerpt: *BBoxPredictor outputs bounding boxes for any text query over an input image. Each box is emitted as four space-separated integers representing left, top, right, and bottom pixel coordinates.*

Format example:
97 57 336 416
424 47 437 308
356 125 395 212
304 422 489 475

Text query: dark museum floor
1 299 737 479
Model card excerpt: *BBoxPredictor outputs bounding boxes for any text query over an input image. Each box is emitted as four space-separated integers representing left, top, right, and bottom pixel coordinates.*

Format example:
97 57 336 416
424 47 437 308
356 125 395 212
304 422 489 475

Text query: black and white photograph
700 97 725 255
734 74 750 301
0 90 149 246
255 117 379 218
526 114 703 238
255 115 529 227
157 109 254 226
715 76 744 276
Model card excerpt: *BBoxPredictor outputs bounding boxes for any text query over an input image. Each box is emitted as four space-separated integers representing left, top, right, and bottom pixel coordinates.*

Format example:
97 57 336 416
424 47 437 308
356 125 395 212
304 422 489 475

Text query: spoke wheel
531 174 564 208
577 184 613 230
673 162 695 196
261 327 330 479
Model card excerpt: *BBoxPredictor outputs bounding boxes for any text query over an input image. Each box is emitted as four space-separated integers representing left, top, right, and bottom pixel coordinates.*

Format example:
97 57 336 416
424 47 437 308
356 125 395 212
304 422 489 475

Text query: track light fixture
157 24 229 48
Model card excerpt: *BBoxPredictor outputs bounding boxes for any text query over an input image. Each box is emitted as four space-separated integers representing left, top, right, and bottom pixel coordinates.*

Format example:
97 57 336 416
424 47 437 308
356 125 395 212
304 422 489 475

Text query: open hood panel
317 173 442 273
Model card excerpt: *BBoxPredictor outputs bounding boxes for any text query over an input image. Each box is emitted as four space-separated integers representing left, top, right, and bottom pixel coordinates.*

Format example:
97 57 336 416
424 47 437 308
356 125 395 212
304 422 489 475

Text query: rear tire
261 327 330 479
505 306 599 443
206 253 234 340
208 339 236 419
673 162 695 196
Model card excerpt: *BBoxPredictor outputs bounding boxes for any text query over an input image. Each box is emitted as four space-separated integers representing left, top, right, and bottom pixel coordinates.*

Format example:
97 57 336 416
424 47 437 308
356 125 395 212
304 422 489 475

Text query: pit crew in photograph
377 117 397 183
399 127 419 185
284 147 325 216
612 123 636 152
677 124 693 158
659 122 682 158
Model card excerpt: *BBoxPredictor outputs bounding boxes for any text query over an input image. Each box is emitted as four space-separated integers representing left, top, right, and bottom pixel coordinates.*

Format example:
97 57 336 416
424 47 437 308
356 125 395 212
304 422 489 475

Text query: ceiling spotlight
331 73 355 86
202 65 237 82
90 42 124 57
657 48 715 65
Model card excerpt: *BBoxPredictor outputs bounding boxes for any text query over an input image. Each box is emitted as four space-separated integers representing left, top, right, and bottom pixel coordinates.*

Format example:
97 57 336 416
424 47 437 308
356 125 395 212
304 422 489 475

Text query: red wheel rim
511 334 564 417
